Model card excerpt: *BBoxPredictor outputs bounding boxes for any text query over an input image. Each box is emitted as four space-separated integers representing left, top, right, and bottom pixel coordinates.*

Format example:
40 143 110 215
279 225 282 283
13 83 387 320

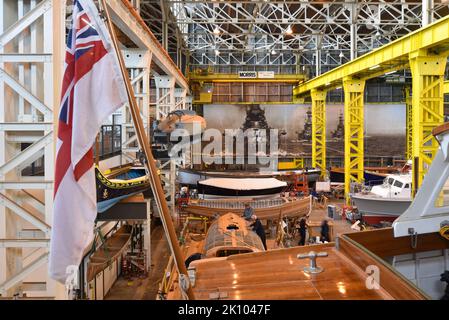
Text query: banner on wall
258 71 275 79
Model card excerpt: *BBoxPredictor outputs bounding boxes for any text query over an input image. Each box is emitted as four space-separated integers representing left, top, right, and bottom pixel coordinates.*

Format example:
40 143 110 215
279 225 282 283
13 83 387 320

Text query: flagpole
98 0 195 300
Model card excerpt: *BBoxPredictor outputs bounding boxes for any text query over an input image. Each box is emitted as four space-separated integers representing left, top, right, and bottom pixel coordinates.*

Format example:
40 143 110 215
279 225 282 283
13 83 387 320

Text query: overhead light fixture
339 52 344 58
215 49 220 56
384 70 397 76
213 26 220 35
325 82 331 86
285 25 293 35
369 65 380 70
335 86 342 90
271 49 277 55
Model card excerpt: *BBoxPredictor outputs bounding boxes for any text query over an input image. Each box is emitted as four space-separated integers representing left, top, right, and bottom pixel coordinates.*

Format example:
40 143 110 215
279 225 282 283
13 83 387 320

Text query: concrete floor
308 199 358 238
105 224 170 300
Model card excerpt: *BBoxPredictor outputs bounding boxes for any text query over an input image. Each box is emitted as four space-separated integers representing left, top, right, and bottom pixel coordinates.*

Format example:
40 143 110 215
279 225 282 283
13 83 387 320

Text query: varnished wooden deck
187 244 390 300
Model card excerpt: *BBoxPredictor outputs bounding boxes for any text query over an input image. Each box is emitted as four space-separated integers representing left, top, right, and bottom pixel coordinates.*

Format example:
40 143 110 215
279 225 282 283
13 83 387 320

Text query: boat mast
98 0 195 300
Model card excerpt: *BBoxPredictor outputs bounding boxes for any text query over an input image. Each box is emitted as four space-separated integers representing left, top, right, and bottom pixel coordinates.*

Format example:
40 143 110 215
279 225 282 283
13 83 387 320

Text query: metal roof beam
294 15 449 96
106 0 188 90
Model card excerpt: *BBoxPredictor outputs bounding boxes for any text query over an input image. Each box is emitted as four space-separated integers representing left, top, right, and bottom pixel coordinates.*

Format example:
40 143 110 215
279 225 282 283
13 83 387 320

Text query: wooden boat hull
203 213 265 258
96 167 150 213
184 197 311 220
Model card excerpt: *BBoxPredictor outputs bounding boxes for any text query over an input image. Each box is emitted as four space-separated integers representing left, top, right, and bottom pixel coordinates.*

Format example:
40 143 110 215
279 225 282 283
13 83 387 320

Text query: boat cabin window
387 177 394 185
216 249 253 257
404 183 410 189
393 180 403 188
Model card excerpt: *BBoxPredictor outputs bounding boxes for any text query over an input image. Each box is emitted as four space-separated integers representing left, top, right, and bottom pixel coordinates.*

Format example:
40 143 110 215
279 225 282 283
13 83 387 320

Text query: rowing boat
183 196 311 220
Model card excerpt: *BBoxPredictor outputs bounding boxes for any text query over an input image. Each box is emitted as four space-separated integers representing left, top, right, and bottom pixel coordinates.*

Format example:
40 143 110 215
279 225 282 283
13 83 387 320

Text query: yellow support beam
343 77 366 204
189 72 305 83
293 15 449 97
409 50 447 194
311 89 327 178
444 80 449 93
405 86 413 161
278 158 304 171
291 15 449 200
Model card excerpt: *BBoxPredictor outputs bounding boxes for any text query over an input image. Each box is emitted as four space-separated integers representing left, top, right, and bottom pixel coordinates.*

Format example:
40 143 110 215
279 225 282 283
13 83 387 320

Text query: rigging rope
440 224 449 241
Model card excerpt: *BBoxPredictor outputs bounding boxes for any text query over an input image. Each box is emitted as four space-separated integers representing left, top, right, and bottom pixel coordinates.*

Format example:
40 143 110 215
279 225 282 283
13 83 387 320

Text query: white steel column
122 49 152 159
154 76 175 121
185 95 192 111
422 0 434 27
0 0 6 293
350 2 358 61
154 76 177 214
174 88 187 111
0 0 64 298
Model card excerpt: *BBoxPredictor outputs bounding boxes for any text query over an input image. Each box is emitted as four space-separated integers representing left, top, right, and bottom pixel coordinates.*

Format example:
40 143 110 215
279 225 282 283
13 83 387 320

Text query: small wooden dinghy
96 167 150 213
184 196 311 220
86 225 132 283
203 213 265 258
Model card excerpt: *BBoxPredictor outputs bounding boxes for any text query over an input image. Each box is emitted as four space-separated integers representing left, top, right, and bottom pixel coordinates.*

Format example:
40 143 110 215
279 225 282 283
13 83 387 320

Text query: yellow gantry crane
294 15 449 202
311 89 327 178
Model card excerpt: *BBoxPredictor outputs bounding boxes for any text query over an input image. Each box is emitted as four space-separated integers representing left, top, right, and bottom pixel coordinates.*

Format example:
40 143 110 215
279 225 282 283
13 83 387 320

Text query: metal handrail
195 198 286 209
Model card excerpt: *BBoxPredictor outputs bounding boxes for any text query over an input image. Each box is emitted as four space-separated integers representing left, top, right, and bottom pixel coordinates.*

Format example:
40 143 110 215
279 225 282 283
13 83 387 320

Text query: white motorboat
351 173 412 225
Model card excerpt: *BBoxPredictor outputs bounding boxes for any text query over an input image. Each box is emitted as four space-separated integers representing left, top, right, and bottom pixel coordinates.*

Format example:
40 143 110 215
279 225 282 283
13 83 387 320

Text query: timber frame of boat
183 196 312 220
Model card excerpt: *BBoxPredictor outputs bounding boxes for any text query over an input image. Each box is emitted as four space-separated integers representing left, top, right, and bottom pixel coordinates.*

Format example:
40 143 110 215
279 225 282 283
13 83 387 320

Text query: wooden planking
344 228 449 258
189 244 390 300
338 235 428 300
184 198 310 220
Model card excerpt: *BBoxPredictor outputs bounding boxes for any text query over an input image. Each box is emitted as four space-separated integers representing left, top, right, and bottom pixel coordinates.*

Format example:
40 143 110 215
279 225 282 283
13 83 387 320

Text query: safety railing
193 198 286 209
94 125 122 160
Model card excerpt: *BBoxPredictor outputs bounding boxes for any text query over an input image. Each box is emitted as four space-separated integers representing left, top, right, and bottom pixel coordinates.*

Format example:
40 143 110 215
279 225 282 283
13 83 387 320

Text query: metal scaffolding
137 1 449 74
122 49 152 161
0 0 191 299
0 0 64 298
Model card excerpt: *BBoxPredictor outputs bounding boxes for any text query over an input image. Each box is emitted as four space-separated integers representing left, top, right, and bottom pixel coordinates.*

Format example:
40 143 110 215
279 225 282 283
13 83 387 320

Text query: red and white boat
350 173 412 225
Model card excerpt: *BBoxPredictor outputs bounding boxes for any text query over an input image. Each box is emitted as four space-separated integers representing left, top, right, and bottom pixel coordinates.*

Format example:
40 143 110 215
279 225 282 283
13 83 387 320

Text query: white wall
393 249 449 300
